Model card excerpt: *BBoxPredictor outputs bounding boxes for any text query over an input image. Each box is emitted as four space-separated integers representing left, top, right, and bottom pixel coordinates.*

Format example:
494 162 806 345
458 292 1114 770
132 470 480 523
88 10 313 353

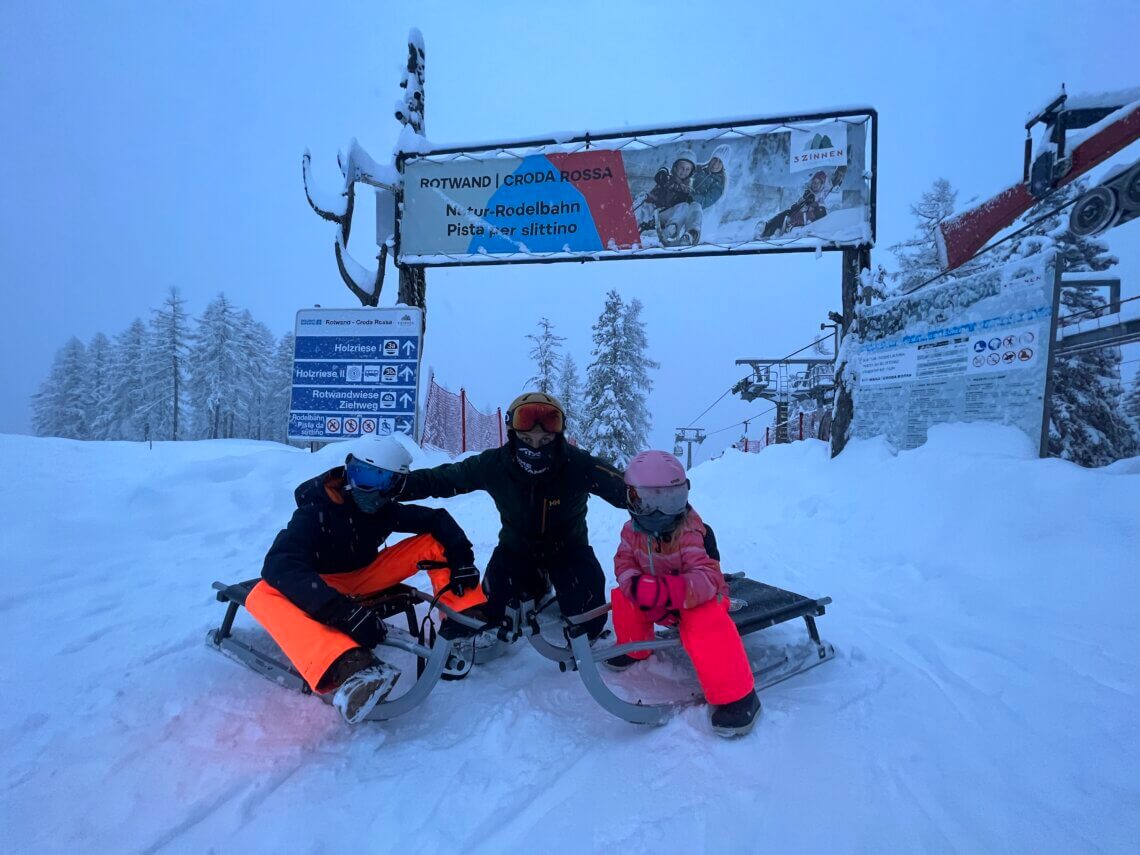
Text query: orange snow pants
610 587 755 705
246 534 486 692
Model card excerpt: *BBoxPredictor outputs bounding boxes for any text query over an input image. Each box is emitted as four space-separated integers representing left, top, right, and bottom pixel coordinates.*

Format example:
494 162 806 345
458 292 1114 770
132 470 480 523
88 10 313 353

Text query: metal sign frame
394 108 877 268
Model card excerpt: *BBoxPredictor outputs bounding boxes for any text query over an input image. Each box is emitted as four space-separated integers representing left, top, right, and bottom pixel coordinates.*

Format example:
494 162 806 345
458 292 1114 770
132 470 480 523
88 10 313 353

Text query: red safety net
420 374 505 456
733 408 832 454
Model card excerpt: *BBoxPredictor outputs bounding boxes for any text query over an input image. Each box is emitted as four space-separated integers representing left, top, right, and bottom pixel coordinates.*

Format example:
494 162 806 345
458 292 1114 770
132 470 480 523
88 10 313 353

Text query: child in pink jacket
607 450 761 736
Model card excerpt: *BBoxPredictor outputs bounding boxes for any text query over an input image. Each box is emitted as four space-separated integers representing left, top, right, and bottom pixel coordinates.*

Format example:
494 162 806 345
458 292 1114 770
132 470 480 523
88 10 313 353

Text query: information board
398 110 875 266
849 252 1059 454
288 307 423 442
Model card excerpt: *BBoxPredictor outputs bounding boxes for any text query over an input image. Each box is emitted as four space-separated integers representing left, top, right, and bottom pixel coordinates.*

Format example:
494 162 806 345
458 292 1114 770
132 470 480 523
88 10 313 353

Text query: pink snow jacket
614 508 729 609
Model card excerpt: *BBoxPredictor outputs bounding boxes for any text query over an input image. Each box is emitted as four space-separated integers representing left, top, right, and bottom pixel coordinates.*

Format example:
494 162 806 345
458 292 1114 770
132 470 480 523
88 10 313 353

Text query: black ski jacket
400 440 627 557
261 467 474 617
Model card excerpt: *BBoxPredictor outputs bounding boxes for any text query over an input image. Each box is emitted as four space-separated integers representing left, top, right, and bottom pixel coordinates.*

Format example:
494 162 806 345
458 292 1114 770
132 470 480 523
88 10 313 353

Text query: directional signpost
288 307 424 442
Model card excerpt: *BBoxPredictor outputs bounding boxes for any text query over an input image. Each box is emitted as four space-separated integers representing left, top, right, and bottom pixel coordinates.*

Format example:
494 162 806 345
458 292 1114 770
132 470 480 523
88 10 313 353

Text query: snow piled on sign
1 429 1137 851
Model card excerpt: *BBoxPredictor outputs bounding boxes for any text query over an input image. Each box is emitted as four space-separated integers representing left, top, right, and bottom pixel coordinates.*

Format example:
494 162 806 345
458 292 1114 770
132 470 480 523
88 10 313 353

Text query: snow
301 150 348 219
401 109 875 158
343 138 400 188
335 233 378 297
2 428 1138 852
1063 86 1140 112
1042 99 1140 158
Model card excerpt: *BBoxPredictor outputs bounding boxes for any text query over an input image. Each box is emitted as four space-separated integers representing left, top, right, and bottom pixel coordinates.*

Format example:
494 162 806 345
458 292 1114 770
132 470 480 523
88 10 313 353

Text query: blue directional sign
288 307 423 441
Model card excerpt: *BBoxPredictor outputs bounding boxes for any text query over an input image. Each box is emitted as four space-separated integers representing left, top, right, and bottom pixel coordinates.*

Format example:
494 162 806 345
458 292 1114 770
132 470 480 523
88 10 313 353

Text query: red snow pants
246 534 486 692
610 586 755 705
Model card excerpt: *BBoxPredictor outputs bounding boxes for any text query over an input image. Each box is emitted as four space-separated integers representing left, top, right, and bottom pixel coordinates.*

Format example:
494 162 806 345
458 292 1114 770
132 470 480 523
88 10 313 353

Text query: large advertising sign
288 307 423 442
848 252 1059 454
397 110 875 266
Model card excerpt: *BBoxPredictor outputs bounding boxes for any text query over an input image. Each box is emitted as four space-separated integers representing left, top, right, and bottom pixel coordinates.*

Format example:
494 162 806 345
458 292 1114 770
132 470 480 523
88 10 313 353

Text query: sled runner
206 571 833 726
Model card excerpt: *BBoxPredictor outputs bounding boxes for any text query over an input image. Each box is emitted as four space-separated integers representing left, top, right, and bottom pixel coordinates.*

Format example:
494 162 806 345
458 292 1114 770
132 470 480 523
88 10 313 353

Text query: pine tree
100 319 151 440
83 333 114 439
525 317 565 393
619 298 658 453
186 294 244 439
556 352 582 436
234 311 276 440
888 178 971 293
266 333 296 444
581 291 658 465
999 179 1136 466
31 337 89 438
147 287 190 440
1123 366 1140 436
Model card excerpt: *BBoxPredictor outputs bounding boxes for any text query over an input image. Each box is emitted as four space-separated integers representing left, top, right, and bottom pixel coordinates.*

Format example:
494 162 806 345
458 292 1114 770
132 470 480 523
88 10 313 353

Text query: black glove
450 565 480 597
319 598 388 648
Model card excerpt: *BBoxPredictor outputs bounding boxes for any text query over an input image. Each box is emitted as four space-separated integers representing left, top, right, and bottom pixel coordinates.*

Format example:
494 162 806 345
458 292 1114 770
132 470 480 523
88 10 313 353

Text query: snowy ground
2 426 1138 854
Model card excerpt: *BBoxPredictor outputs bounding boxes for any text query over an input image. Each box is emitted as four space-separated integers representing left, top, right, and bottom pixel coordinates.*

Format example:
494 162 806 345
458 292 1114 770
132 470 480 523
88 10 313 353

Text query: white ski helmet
345 436 412 474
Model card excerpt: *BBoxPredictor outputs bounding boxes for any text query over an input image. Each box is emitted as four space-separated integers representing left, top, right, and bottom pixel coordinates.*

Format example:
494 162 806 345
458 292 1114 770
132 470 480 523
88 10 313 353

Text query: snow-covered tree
889 178 966 294
234 312 276 440
99 319 151 440
996 179 1136 466
265 332 296 444
146 287 190 441
31 337 89 439
581 291 658 466
186 294 244 439
525 317 565 394
620 298 658 454
1123 366 1140 437
82 333 114 439
556 352 582 435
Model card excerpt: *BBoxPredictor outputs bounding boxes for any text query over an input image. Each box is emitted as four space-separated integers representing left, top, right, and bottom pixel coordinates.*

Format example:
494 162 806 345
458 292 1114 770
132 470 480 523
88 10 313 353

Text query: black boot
710 690 761 737
318 648 401 725
316 647 376 692
602 653 644 671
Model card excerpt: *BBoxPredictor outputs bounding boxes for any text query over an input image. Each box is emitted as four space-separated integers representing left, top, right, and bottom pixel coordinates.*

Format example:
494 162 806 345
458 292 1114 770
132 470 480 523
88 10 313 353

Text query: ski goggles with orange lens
508 402 564 433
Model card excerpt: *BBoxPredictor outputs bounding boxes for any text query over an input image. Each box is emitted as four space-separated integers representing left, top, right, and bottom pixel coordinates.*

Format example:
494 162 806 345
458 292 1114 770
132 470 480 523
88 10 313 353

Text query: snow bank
1 426 1137 852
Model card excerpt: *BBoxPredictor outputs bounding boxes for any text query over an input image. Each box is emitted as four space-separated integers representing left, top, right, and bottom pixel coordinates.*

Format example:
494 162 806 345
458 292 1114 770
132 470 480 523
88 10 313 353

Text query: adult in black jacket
399 392 626 638
246 437 484 723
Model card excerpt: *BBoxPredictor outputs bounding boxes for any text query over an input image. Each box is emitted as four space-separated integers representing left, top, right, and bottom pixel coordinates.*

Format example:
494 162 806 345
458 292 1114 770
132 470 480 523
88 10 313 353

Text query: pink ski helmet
624 450 690 537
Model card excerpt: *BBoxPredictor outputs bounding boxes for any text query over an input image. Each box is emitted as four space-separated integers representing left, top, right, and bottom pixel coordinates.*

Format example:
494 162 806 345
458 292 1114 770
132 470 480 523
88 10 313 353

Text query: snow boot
332 658 401 725
710 690 761 737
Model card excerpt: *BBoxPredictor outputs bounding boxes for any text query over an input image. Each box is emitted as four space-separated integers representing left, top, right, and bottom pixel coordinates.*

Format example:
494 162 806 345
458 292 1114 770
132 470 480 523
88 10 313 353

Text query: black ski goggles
508 402 564 434
345 457 404 494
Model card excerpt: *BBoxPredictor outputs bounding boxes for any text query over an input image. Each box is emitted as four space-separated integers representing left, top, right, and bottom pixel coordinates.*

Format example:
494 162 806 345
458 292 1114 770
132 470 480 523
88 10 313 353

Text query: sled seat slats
724 576 830 637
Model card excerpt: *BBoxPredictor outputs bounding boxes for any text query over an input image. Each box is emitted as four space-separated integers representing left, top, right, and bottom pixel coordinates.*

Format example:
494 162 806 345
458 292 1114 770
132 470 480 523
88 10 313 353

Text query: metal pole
831 245 871 457
460 388 467 453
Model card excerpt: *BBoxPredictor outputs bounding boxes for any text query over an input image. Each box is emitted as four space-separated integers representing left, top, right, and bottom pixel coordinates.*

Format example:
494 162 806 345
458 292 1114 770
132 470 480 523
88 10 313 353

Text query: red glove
662 575 689 611
632 576 671 623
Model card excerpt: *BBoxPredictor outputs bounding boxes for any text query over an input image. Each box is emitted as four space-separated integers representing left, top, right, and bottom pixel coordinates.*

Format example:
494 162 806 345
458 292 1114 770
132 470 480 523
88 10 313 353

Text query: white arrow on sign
397 418 412 433
399 392 415 407
399 365 415 381
401 340 416 356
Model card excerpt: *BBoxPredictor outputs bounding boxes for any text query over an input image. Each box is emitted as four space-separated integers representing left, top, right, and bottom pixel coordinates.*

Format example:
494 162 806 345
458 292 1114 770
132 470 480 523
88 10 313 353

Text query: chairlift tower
732 357 834 443
673 428 706 471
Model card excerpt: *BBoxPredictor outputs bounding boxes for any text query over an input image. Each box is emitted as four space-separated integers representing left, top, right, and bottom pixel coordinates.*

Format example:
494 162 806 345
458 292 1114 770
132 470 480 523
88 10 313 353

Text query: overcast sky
2 0 1137 458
